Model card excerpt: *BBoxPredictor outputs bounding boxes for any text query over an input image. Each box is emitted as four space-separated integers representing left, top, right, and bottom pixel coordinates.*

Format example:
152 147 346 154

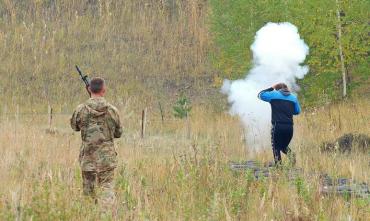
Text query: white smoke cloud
221 22 309 150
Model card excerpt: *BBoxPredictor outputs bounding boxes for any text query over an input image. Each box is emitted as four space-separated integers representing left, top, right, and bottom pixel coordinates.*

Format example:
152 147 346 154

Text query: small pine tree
173 94 192 119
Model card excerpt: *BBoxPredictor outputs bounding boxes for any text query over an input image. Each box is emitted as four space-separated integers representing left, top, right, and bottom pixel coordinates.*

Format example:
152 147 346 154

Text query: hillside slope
0 0 368 113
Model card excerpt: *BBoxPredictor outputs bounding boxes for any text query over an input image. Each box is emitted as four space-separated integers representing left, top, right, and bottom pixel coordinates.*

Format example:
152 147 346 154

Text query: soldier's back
71 97 122 171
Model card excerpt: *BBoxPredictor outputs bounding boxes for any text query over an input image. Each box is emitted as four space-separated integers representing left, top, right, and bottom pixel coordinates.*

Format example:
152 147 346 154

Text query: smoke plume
221 22 309 150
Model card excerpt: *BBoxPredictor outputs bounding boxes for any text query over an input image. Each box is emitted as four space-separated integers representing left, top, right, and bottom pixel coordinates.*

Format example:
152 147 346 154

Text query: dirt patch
320 133 370 153
230 161 370 198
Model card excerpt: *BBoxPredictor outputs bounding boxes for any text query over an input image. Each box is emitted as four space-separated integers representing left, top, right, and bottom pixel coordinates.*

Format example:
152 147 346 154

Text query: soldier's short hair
90 77 105 93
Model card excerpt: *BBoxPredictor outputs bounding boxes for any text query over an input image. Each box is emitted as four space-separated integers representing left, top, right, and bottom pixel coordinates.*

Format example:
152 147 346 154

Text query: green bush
173 94 192 119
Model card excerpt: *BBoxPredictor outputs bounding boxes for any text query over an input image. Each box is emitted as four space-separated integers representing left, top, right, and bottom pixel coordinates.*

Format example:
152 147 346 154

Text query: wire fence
0 112 187 121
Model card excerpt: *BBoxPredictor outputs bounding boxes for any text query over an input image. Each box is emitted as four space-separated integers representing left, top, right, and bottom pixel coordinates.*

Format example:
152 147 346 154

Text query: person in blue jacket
258 83 301 165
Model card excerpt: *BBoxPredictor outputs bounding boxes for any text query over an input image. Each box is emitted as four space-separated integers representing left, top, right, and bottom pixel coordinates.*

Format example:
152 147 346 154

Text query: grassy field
0 0 211 109
0 1 369 220
0 99 369 220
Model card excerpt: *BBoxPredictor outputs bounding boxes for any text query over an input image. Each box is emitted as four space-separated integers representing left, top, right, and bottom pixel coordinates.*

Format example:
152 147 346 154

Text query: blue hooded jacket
258 87 301 125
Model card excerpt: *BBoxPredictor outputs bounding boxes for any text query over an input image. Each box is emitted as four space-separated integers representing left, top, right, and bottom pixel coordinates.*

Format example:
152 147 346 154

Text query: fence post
16 104 19 123
15 104 19 134
3 104 7 123
141 108 147 139
48 105 53 131
186 113 191 139
158 101 164 123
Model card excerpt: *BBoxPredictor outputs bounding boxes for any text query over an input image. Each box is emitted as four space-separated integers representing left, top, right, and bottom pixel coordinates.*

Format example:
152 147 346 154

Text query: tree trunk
336 0 347 98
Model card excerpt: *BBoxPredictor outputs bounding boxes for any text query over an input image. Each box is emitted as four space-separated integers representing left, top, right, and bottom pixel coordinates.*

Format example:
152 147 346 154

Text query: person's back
72 97 122 171
71 77 122 213
258 83 301 165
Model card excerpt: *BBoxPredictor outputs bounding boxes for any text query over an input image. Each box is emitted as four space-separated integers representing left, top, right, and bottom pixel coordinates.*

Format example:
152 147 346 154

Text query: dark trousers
271 123 293 164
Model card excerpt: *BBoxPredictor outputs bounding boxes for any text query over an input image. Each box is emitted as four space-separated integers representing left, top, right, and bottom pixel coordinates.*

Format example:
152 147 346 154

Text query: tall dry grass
0 99 368 220
0 0 210 112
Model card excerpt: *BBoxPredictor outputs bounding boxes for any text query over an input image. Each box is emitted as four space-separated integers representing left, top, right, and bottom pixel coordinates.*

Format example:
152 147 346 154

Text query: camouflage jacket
71 97 122 171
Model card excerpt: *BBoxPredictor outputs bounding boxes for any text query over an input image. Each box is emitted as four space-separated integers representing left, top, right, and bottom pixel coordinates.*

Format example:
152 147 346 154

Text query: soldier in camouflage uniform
70 77 122 209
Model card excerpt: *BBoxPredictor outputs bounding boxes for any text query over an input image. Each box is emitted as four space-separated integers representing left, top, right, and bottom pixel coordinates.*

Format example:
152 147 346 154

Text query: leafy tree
209 0 369 105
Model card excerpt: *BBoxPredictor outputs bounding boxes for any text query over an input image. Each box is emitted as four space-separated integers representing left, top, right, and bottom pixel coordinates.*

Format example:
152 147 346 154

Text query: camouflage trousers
82 168 116 209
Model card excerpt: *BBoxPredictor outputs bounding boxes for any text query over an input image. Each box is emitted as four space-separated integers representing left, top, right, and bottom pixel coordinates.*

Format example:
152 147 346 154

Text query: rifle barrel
75 65 89 86
75 65 91 97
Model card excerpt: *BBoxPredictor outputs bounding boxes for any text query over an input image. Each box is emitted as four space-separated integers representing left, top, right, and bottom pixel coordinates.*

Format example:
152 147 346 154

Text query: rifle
75 65 91 96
